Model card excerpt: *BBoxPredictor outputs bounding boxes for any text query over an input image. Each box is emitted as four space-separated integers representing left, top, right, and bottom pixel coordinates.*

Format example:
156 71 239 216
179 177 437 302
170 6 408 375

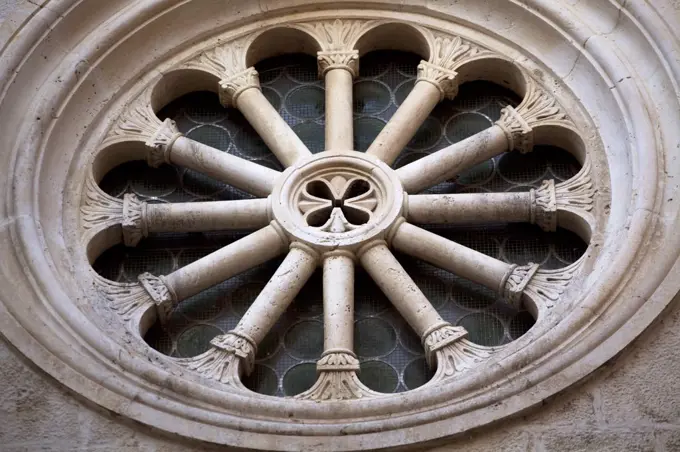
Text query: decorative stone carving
418 35 491 100
182 331 256 387
80 176 124 233
93 275 154 320
556 159 595 212
121 194 146 247
297 351 379 401
524 257 586 310
3 3 629 450
429 339 495 382
496 80 572 153
191 42 261 108
296 19 374 77
93 272 174 323
219 67 261 109
423 323 468 368
423 322 494 383
104 95 182 166
495 105 534 153
297 176 379 233
318 51 359 77
503 263 540 309
531 179 558 232
137 272 175 321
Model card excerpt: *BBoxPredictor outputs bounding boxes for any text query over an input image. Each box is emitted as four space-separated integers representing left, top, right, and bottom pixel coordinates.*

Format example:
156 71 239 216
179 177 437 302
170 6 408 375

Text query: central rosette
271 151 404 249
300 176 377 232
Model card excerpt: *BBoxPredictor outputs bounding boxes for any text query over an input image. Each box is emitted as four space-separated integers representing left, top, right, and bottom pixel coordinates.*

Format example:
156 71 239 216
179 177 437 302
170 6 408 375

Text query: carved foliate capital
531 179 557 232
146 118 181 167
423 323 468 368
317 50 359 77
524 257 585 310
81 176 124 233
183 348 247 388
218 67 261 108
430 339 494 382
296 351 378 401
417 35 492 101
210 331 257 375
316 350 360 371
122 194 147 247
496 105 534 153
296 19 372 79
497 82 572 154
105 97 182 165
517 82 569 128
94 275 154 321
502 263 540 309
417 61 459 100
556 160 595 213
138 272 175 322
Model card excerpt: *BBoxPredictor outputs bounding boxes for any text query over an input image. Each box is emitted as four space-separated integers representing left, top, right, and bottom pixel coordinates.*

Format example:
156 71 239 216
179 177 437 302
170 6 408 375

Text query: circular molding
271 150 404 249
0 1 679 451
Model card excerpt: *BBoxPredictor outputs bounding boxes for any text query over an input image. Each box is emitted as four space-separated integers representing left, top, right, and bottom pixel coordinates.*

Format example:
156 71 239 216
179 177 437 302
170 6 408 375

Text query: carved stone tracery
81 14 596 422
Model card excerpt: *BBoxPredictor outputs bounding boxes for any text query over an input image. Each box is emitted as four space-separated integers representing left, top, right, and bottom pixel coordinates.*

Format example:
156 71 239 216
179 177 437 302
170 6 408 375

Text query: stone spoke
298 251 379 400
365 36 490 165
321 52 357 152
357 241 448 337
365 81 443 165
406 192 532 225
235 85 313 167
357 240 478 374
181 243 319 386
396 125 508 193
121 198 270 245
166 136 280 197
157 223 289 303
390 220 513 294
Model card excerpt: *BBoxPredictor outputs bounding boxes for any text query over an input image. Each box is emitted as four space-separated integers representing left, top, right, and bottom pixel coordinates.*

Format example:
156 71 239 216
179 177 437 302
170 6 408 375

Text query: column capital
416 35 492 101
496 82 572 153
122 194 147 246
138 272 175 322
502 263 540 309
218 67 261 109
423 323 468 368
531 179 557 232
417 61 459 100
317 50 359 77
104 96 182 164
210 331 257 375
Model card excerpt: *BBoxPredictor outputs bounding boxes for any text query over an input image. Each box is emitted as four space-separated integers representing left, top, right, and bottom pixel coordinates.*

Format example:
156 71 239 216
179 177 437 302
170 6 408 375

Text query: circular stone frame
271 151 404 249
0 1 679 451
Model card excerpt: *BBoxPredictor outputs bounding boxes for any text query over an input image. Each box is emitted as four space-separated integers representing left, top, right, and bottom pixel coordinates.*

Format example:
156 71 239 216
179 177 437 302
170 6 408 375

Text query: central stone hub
271 151 404 250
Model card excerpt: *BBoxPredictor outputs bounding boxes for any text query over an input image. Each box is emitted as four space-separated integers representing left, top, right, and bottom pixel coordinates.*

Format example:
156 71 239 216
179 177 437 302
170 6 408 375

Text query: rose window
90 37 591 398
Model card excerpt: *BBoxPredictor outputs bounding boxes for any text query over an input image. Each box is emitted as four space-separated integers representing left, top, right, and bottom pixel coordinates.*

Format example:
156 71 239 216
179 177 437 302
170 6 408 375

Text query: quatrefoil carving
298 176 378 233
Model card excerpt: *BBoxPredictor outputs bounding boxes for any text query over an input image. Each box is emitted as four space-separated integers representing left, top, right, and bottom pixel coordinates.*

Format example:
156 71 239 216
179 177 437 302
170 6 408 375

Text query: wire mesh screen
94 51 586 396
